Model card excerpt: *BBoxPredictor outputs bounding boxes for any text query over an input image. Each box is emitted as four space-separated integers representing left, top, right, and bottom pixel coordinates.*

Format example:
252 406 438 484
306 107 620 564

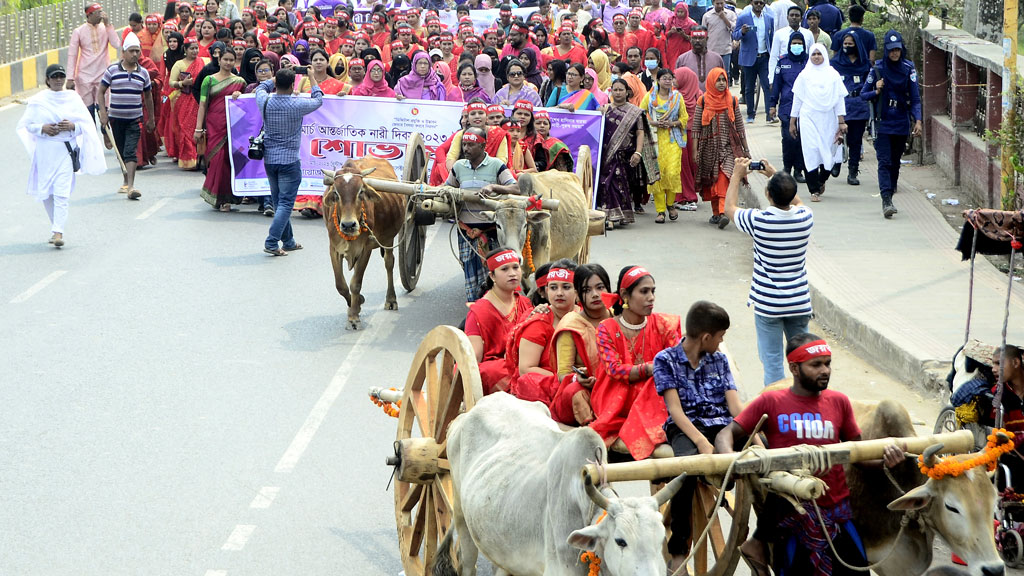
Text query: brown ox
846 399 1003 576
321 158 405 330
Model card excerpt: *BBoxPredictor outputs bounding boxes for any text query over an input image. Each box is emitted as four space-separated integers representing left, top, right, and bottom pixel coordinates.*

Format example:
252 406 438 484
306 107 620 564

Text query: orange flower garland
579 551 601 576
370 388 401 418
918 428 1015 480
331 201 369 241
523 228 534 275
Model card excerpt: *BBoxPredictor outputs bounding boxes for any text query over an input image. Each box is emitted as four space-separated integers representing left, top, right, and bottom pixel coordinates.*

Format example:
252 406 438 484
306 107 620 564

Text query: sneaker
48 233 56 244
717 215 730 229
680 202 698 211
767 116 779 124
795 172 806 184
263 205 275 217
745 116 755 124
883 198 896 219
830 163 842 178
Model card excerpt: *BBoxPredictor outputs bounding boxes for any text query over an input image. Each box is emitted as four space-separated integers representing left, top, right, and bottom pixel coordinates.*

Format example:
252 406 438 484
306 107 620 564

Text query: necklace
491 291 517 321
617 315 647 331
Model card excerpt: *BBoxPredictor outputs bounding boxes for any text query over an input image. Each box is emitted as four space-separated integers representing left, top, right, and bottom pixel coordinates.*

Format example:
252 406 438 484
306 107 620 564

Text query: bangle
632 152 640 157
194 128 205 132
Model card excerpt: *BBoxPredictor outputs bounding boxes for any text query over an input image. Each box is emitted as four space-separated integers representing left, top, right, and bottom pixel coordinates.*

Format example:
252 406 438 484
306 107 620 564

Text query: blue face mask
790 44 804 56
644 59 658 70
610 73 619 82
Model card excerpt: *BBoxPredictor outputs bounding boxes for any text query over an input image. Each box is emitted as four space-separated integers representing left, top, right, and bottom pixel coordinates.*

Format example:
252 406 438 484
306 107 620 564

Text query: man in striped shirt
725 157 813 385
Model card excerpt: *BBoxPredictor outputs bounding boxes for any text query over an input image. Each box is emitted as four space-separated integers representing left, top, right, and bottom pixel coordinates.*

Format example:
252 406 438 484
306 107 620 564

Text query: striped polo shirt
735 205 814 317
101 62 152 120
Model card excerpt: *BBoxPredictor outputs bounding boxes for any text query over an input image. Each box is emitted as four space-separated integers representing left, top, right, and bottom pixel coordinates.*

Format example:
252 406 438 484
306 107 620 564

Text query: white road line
203 571 227 576
249 487 280 509
9 270 66 304
221 525 256 551
273 226 440 474
135 197 171 220
0 102 22 112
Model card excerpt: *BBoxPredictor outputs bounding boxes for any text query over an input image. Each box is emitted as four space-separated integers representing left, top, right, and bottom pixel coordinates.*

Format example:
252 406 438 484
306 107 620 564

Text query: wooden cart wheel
574 145 595 264
394 326 483 576
688 477 753 576
399 133 429 292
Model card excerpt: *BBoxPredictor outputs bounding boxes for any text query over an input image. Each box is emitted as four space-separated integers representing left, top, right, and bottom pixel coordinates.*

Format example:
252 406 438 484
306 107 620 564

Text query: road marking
9 270 66 304
249 487 280 509
203 571 227 576
135 197 171 220
221 525 256 551
273 226 440 474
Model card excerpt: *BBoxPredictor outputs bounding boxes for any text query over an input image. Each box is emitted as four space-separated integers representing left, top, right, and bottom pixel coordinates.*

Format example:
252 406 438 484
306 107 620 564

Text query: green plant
0 0 66 15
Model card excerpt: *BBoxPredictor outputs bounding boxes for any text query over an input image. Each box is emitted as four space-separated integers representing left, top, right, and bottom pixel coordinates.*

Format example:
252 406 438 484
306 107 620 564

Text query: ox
480 171 590 272
435 392 684 576
321 158 405 330
846 399 1004 576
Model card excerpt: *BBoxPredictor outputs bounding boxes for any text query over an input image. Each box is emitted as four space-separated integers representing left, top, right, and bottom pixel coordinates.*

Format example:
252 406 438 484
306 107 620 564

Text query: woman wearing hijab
456 62 490 103
641 68 687 223
433 61 463 102
674 66 701 211
519 47 544 89
170 38 205 169
239 47 263 87
768 31 808 184
352 59 396 98
588 50 613 92
291 39 310 66
692 67 749 228
790 43 847 202
493 59 541 107
832 30 871 186
475 54 497 100
396 52 448 101
386 54 412 89
328 53 350 85
18 64 106 248
664 3 696 68
160 31 185 158
532 24 550 51
584 68 608 106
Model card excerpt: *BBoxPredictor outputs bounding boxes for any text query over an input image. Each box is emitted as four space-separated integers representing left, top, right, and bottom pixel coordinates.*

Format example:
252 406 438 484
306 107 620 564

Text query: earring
623 300 629 310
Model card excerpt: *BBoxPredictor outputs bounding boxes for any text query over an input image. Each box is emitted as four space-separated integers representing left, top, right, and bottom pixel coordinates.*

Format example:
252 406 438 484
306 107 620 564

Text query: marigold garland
523 228 534 275
918 428 1015 480
331 201 369 241
579 551 601 576
371 388 401 418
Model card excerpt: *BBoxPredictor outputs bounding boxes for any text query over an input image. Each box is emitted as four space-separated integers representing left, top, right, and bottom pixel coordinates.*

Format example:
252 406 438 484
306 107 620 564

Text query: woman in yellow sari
640 68 687 223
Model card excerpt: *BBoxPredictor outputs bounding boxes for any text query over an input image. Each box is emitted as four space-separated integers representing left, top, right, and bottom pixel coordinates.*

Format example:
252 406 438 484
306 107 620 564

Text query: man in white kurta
67 3 120 114
17 64 106 247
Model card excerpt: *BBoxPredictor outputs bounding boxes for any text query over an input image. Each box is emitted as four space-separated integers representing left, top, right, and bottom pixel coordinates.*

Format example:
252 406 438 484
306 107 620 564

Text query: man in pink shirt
67 3 120 116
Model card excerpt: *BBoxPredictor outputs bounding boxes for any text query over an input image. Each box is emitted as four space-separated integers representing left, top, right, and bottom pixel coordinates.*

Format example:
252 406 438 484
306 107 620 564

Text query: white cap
123 31 141 50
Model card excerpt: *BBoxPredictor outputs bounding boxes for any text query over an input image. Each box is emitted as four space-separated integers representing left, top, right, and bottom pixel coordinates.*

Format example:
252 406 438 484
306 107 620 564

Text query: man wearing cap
444 126 521 301
67 3 121 119
17 63 106 248
97 32 155 200
716 331 904 576
675 26 723 90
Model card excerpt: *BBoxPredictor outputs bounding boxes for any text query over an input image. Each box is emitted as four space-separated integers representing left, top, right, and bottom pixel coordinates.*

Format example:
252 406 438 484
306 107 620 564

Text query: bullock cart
368 327 979 576
386 134 601 292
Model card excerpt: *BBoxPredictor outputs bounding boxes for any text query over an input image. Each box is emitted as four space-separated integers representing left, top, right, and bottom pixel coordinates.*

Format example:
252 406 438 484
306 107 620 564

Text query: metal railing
0 0 164 65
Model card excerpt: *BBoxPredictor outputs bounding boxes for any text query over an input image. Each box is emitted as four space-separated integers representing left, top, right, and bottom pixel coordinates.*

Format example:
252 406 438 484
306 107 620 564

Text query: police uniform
769 33 807 178
831 29 871 185
860 29 921 219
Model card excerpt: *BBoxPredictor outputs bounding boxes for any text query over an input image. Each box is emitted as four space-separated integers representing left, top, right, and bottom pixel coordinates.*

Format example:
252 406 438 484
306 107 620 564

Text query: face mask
843 45 857 56
790 44 804 56
610 73 619 82
644 59 657 70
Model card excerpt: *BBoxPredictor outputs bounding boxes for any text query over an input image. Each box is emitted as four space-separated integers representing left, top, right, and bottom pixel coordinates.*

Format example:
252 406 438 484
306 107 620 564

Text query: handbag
248 96 268 160
64 141 81 172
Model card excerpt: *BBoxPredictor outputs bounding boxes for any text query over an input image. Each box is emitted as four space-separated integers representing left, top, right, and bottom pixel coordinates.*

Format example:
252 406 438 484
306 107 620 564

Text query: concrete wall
0 42 118 99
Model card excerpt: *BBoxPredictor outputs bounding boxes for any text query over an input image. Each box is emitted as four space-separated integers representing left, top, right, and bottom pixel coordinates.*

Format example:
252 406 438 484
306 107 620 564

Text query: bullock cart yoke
367 327 979 576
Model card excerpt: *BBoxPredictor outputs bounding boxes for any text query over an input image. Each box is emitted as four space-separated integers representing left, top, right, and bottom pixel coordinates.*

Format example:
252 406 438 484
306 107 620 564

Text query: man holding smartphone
724 158 814 386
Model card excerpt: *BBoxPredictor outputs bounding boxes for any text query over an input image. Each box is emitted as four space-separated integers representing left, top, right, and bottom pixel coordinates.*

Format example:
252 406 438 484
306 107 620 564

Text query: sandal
668 207 679 221
605 220 614 231
219 204 234 212
263 247 288 256
655 212 666 224
117 185 131 194
811 193 821 202
283 243 303 252
127 189 141 200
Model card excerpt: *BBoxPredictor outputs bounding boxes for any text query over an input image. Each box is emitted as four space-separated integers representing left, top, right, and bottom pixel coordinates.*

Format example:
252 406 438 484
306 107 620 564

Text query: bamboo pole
582 430 974 484
361 178 562 211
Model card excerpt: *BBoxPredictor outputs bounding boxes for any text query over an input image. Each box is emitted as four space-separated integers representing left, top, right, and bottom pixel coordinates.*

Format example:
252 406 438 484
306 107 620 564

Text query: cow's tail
432 527 457 576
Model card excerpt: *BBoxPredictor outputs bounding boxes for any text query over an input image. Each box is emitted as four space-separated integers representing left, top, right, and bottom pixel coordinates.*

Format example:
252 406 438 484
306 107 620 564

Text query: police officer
769 30 808 182
832 29 871 186
861 29 922 219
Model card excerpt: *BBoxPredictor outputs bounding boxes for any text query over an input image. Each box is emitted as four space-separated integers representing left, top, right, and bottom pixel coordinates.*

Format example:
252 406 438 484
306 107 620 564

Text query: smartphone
294 66 309 74
748 160 765 171
571 366 588 378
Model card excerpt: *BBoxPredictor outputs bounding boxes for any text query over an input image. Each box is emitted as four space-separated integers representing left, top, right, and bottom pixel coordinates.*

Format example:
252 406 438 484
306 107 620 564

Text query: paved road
0 98 972 576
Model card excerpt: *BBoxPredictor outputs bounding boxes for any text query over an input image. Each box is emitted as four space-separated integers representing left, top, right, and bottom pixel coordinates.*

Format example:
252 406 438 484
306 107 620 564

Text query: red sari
548 312 601 425
430 132 457 186
173 57 204 169
137 56 163 165
664 8 696 72
465 293 534 395
199 75 246 208
590 313 681 459
506 312 558 405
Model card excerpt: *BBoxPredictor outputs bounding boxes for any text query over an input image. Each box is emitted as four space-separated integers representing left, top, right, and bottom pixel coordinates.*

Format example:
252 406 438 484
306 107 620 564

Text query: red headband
232 39 247 47
391 40 405 49
599 266 651 309
486 104 504 114
465 102 487 112
533 109 549 120
535 274 549 289
163 22 177 29
612 14 626 22
184 36 198 44
486 249 519 271
513 99 533 112
462 132 485 143
546 268 574 284
146 14 160 24
690 30 707 38
786 340 832 363
349 58 364 67
85 3 102 14
268 37 284 45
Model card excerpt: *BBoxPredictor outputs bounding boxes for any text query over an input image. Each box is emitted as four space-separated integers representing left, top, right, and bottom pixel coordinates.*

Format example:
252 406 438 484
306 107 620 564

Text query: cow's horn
923 443 945 467
583 476 612 511
653 472 688 507
322 169 336 185
360 167 376 177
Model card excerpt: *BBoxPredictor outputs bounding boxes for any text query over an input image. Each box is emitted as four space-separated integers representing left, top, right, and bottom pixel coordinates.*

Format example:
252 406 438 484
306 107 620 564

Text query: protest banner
226 95 604 199
301 2 540 33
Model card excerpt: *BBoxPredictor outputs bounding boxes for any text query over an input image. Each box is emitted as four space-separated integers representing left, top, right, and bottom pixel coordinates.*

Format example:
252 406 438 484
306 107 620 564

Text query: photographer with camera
724 157 814 387
255 66 323 256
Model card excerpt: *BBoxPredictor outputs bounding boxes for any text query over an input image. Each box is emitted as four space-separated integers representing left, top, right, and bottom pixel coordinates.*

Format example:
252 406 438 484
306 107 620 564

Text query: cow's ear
887 483 933 511
567 524 603 551
527 211 551 224
479 211 496 222
362 184 384 202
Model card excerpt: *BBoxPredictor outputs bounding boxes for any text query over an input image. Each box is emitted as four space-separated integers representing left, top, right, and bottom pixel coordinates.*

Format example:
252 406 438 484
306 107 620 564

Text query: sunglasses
507 71 523 77
49 73 66 79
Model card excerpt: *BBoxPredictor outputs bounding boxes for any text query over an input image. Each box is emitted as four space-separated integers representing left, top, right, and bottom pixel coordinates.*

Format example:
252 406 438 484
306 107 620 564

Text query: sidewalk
737 113 1024 393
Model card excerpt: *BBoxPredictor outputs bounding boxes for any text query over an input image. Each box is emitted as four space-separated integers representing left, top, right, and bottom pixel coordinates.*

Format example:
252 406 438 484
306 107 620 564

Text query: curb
738 176 950 395
0 42 119 100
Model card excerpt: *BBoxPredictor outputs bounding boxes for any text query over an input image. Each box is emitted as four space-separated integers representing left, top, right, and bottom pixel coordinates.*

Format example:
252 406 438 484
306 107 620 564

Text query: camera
248 133 265 160
748 161 765 171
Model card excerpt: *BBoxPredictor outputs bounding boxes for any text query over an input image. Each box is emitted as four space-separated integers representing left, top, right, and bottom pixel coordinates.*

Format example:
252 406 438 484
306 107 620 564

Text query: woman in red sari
590 265 682 460
160 30 185 161
464 249 534 396
170 37 204 170
444 101 512 171
137 54 163 166
196 48 246 211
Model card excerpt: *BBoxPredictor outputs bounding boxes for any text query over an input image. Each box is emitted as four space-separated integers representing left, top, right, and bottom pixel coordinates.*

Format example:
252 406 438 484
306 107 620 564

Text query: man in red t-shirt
715 333 904 576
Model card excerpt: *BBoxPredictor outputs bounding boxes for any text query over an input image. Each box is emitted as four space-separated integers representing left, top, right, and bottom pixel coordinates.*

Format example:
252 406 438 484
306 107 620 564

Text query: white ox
435 392 684 576
847 399 1004 576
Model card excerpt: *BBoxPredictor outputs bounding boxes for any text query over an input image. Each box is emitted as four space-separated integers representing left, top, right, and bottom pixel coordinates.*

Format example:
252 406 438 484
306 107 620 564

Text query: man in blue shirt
732 0 774 123
654 300 743 573
256 68 323 256
803 0 844 37
830 5 876 62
